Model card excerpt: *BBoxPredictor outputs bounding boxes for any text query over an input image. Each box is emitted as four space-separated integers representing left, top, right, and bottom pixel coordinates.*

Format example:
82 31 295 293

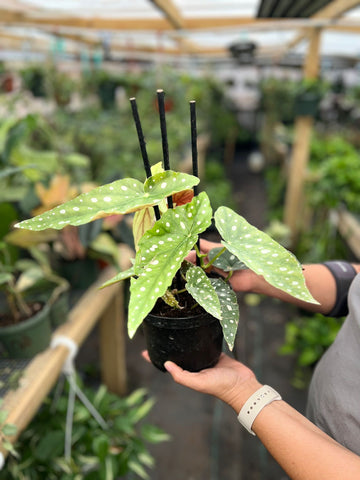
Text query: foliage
279 313 344 388
259 77 298 124
307 134 360 213
0 399 18 459
1 382 169 480
16 154 318 351
0 239 68 323
20 65 47 97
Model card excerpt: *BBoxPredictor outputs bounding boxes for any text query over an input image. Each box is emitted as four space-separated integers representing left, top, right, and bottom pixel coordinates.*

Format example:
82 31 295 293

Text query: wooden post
284 28 321 242
99 284 128 396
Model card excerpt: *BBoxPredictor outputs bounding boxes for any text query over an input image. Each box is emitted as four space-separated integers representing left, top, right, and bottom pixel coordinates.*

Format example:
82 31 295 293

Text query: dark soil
0 301 43 327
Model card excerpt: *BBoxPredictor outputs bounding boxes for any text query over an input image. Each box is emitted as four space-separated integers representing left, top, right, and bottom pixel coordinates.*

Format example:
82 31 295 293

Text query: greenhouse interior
1 0 360 478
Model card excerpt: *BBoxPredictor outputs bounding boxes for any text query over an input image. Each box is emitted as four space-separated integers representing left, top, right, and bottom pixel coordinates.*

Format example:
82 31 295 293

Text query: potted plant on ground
15 91 318 371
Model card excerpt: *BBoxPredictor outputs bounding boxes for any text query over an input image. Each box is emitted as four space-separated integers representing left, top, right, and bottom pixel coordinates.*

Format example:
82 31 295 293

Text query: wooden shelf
0 244 133 459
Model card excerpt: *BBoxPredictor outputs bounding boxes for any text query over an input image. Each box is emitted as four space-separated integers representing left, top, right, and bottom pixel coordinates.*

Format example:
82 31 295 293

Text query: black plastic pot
143 311 223 372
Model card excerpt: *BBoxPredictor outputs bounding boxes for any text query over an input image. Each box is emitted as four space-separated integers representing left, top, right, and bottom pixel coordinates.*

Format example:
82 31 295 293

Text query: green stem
202 247 227 270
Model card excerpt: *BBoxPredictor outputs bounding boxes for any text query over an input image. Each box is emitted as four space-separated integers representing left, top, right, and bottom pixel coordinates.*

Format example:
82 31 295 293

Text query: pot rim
0 302 51 335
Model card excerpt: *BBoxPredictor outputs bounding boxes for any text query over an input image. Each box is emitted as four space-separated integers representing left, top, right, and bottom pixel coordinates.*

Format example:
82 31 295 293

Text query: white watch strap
237 385 282 436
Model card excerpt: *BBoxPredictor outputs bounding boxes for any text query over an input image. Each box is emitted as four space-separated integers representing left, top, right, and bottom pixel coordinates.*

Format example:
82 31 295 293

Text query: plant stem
130 96 161 221
202 247 227 270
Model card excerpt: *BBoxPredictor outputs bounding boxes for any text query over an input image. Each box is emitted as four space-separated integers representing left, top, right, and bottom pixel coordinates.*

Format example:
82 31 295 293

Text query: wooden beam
150 0 185 29
284 28 322 243
286 0 360 51
0 14 276 32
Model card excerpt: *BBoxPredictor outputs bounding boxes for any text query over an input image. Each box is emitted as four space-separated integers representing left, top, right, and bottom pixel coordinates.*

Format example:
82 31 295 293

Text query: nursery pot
143 311 223 372
0 303 52 359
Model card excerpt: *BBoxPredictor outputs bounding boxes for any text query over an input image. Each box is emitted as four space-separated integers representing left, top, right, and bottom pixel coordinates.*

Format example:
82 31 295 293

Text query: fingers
141 350 151 363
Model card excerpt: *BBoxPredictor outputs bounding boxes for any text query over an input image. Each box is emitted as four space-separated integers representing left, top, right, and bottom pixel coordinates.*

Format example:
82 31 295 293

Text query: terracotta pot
143 311 223 372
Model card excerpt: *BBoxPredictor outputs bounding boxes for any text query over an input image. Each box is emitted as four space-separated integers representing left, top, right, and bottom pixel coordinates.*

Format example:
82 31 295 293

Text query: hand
187 238 260 293
142 351 261 413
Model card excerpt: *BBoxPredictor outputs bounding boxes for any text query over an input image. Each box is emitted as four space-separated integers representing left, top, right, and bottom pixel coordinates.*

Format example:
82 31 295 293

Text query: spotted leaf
186 266 222 320
215 207 319 305
208 247 247 272
100 266 135 289
210 278 239 351
127 192 212 338
15 171 199 231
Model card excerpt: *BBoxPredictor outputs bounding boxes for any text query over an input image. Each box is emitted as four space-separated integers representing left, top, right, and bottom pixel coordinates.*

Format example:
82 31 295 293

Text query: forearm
229 382 360 480
253 399 360 480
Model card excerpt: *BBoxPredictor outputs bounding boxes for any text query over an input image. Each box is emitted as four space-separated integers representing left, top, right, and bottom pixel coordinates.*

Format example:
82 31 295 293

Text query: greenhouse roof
1 0 360 66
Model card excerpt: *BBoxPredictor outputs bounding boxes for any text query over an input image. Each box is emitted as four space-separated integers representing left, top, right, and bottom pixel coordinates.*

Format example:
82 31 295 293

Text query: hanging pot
0 303 52 358
142 311 223 372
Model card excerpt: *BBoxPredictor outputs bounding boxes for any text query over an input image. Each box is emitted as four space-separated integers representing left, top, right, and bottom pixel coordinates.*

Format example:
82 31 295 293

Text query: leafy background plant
0 382 169 480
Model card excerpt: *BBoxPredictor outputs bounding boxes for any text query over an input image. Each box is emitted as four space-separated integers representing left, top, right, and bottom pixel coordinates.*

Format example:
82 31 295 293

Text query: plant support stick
190 100 201 265
157 89 173 208
130 97 161 221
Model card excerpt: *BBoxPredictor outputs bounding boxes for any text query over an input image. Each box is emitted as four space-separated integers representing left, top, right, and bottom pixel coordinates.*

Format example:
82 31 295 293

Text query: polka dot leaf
214 207 319 305
99 266 136 289
15 170 199 231
210 278 239 351
185 266 222 321
127 192 212 338
207 247 248 272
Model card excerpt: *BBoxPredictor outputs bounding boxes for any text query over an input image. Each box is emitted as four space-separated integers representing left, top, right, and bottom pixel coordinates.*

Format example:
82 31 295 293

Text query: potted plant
294 78 327 118
15 92 318 371
0 240 69 358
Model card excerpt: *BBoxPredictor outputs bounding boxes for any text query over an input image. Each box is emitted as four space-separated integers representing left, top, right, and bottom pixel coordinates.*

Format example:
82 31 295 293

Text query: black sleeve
323 261 357 317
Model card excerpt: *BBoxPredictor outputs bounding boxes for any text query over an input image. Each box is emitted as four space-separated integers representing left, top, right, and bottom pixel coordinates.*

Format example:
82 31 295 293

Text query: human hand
188 238 260 294
142 351 261 413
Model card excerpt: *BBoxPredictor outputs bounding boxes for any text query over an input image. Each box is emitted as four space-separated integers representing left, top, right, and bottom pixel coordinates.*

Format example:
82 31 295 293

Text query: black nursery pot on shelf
143 311 223 372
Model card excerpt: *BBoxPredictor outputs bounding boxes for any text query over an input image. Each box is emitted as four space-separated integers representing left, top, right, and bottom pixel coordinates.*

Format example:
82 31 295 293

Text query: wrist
226 377 263 414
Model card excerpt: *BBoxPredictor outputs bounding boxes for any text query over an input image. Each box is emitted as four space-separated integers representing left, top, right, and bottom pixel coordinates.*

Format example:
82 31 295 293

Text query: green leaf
0 272 13 285
99 266 135 289
185 266 222 320
15 171 200 231
128 398 155 423
127 192 212 338
2 423 17 437
34 430 65 461
0 409 8 424
141 424 171 444
125 388 148 407
215 207 319 305
210 278 239 351
128 192 212 338
128 460 149 480
207 247 247 271
92 435 110 462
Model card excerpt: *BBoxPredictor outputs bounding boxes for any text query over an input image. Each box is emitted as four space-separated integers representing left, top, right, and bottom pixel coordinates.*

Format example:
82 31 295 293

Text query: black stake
157 89 173 208
130 97 160 220
190 100 199 196
190 100 201 265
